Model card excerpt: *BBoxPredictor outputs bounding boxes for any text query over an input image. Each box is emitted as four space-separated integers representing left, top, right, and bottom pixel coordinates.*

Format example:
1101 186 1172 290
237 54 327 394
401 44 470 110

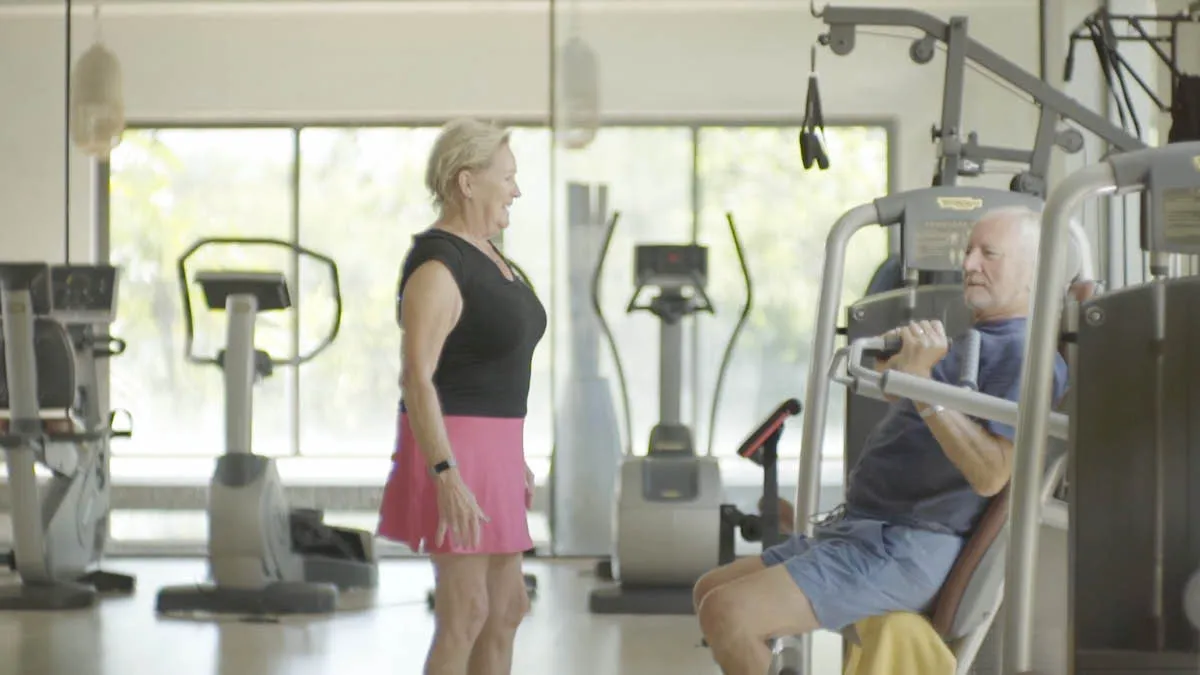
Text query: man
693 206 1070 675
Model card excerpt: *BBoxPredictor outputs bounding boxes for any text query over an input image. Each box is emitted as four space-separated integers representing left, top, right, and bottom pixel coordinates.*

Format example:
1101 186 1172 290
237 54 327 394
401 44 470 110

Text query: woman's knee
432 556 491 640
485 564 530 631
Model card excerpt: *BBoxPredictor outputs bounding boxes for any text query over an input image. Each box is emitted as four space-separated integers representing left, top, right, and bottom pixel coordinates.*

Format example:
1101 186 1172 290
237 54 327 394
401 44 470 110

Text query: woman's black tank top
396 229 547 418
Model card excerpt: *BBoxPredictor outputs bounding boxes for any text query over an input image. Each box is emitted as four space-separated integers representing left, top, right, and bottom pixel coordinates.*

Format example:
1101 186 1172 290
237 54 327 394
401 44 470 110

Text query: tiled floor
0 558 845 675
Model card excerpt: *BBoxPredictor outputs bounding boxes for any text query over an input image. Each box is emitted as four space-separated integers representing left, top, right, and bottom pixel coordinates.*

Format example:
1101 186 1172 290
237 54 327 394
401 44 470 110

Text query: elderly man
693 206 1071 675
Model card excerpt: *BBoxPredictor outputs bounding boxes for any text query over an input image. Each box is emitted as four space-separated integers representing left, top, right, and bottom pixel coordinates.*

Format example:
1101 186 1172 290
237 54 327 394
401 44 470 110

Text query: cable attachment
800 44 829 170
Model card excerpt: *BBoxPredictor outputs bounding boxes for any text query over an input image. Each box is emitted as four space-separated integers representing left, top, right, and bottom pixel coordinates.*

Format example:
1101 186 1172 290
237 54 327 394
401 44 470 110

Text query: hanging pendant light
70 3 125 159
559 36 600 150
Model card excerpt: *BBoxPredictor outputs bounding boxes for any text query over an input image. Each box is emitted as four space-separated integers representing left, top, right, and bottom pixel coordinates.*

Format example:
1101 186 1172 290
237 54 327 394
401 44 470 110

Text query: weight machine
804 4 1146 194
0 263 135 609
156 237 377 617
1005 141 1200 674
769 185 1094 675
587 213 752 616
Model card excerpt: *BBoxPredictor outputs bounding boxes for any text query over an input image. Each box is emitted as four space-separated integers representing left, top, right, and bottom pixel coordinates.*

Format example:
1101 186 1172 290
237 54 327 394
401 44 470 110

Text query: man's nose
962 249 982 272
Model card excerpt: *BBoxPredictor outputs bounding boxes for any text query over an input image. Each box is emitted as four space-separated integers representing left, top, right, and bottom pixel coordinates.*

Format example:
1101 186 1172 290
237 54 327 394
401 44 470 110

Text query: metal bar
1028 107 1059 190
962 142 1033 165
793 201 881 675
822 7 1146 153
1127 17 1181 80
1003 160 1118 675
936 17 970 186
289 127 302 457
1 286 50 582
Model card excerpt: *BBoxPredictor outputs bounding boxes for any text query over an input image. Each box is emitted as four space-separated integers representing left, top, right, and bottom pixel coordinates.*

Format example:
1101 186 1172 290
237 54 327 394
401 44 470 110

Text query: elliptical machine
155 237 377 616
0 262 135 609
588 213 751 615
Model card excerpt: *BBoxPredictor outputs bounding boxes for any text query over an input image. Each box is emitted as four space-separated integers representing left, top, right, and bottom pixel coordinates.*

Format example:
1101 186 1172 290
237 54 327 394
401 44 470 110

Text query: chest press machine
0 262 135 609
155 237 377 617
1004 142 1200 675
767 186 1094 675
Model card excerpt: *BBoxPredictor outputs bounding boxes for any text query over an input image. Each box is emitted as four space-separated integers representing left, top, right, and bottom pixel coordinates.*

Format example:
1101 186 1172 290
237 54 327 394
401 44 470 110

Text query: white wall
0 0 1058 264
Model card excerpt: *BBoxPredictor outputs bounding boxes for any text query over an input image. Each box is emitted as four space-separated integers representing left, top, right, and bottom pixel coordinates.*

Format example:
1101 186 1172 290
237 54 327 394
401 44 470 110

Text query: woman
377 117 546 675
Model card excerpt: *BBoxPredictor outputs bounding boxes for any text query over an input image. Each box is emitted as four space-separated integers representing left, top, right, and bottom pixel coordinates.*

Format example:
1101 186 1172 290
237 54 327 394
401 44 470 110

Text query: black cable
64 0 71 264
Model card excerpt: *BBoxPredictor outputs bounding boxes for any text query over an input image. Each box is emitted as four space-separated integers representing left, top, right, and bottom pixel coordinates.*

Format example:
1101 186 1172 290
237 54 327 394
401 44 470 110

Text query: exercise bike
0 262 135 609
588 213 752 615
155 237 377 616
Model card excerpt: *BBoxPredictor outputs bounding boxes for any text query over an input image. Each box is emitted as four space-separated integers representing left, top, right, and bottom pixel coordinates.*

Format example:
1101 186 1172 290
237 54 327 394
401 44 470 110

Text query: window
694 126 890 466
554 127 695 457
103 121 889 553
295 126 554 459
109 128 297 457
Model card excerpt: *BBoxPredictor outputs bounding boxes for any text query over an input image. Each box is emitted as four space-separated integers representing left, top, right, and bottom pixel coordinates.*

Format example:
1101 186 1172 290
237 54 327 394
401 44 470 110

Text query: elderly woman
377 117 546 674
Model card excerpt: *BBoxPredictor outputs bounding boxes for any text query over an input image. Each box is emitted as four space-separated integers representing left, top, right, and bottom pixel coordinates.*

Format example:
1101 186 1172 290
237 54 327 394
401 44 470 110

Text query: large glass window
555 127 695 457
103 121 889 553
109 128 297 457
695 126 890 463
295 126 554 459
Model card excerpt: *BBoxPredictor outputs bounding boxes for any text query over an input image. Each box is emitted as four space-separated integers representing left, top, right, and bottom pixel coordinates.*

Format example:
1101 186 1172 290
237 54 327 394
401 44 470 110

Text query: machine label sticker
936 197 984 211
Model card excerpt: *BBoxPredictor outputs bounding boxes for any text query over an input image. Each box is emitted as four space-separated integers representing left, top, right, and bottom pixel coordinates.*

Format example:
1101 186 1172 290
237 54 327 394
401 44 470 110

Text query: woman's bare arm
399 261 463 475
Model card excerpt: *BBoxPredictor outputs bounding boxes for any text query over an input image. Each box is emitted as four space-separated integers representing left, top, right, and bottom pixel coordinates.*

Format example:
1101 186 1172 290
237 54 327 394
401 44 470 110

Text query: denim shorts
760 515 963 631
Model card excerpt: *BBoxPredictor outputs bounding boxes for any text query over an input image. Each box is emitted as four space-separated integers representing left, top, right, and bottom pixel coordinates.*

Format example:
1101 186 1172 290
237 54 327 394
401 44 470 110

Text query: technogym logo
936 196 984 211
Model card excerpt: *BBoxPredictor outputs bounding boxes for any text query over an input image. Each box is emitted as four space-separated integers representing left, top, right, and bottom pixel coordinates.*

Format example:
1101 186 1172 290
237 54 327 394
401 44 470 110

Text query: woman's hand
434 472 489 550
524 463 535 510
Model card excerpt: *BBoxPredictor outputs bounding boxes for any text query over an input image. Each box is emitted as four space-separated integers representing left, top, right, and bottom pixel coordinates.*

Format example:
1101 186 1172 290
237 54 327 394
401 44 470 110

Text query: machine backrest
0 318 78 412
929 486 1009 639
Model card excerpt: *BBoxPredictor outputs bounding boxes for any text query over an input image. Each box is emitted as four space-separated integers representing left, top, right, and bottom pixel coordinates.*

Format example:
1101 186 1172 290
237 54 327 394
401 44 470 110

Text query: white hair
978 203 1092 284
979 205 1042 253
424 118 511 210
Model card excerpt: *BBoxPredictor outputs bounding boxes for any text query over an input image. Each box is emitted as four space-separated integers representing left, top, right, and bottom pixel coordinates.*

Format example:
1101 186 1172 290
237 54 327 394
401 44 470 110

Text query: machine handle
736 398 802 466
857 328 980 390
176 236 343 369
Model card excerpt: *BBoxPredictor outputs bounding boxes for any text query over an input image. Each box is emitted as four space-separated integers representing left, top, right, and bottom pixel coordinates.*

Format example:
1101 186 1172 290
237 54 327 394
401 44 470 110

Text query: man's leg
697 564 820 675
693 556 767 612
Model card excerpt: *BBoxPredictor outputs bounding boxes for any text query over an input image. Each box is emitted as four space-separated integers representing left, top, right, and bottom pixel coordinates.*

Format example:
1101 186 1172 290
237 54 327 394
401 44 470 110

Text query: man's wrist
917 402 946 419
899 365 933 379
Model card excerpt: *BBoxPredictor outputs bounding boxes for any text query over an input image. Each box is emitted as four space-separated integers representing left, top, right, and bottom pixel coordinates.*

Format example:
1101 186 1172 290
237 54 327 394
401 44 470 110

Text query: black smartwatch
429 458 457 476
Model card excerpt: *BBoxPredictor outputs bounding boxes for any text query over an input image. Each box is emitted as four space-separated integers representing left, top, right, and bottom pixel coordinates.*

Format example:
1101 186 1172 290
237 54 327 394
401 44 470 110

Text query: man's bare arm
917 402 1013 496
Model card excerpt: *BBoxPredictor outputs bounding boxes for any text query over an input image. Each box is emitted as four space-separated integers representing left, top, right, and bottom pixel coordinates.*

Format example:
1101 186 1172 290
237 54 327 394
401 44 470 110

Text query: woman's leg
427 553 492 675
467 553 529 675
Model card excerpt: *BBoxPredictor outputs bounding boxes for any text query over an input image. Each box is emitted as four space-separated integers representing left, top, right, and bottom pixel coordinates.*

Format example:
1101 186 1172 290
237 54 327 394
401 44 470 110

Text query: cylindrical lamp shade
70 43 125 158
559 36 599 150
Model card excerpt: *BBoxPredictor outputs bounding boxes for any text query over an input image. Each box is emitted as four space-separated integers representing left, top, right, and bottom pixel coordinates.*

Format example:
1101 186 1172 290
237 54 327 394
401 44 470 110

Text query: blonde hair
424 118 511 210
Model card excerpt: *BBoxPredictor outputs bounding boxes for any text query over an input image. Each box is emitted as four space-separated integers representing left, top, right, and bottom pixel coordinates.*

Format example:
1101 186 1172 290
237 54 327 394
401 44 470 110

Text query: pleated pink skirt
377 413 532 555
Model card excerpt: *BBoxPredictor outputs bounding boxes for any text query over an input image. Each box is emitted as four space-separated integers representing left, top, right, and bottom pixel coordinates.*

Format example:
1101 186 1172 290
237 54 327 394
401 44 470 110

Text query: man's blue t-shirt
843 317 1069 537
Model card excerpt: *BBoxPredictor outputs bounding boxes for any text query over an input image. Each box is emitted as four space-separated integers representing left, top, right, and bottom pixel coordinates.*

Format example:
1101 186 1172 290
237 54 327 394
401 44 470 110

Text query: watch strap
429 458 458 476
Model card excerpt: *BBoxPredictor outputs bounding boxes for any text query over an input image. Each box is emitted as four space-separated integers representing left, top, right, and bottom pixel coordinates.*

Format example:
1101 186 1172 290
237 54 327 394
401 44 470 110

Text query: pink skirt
377 413 533 555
